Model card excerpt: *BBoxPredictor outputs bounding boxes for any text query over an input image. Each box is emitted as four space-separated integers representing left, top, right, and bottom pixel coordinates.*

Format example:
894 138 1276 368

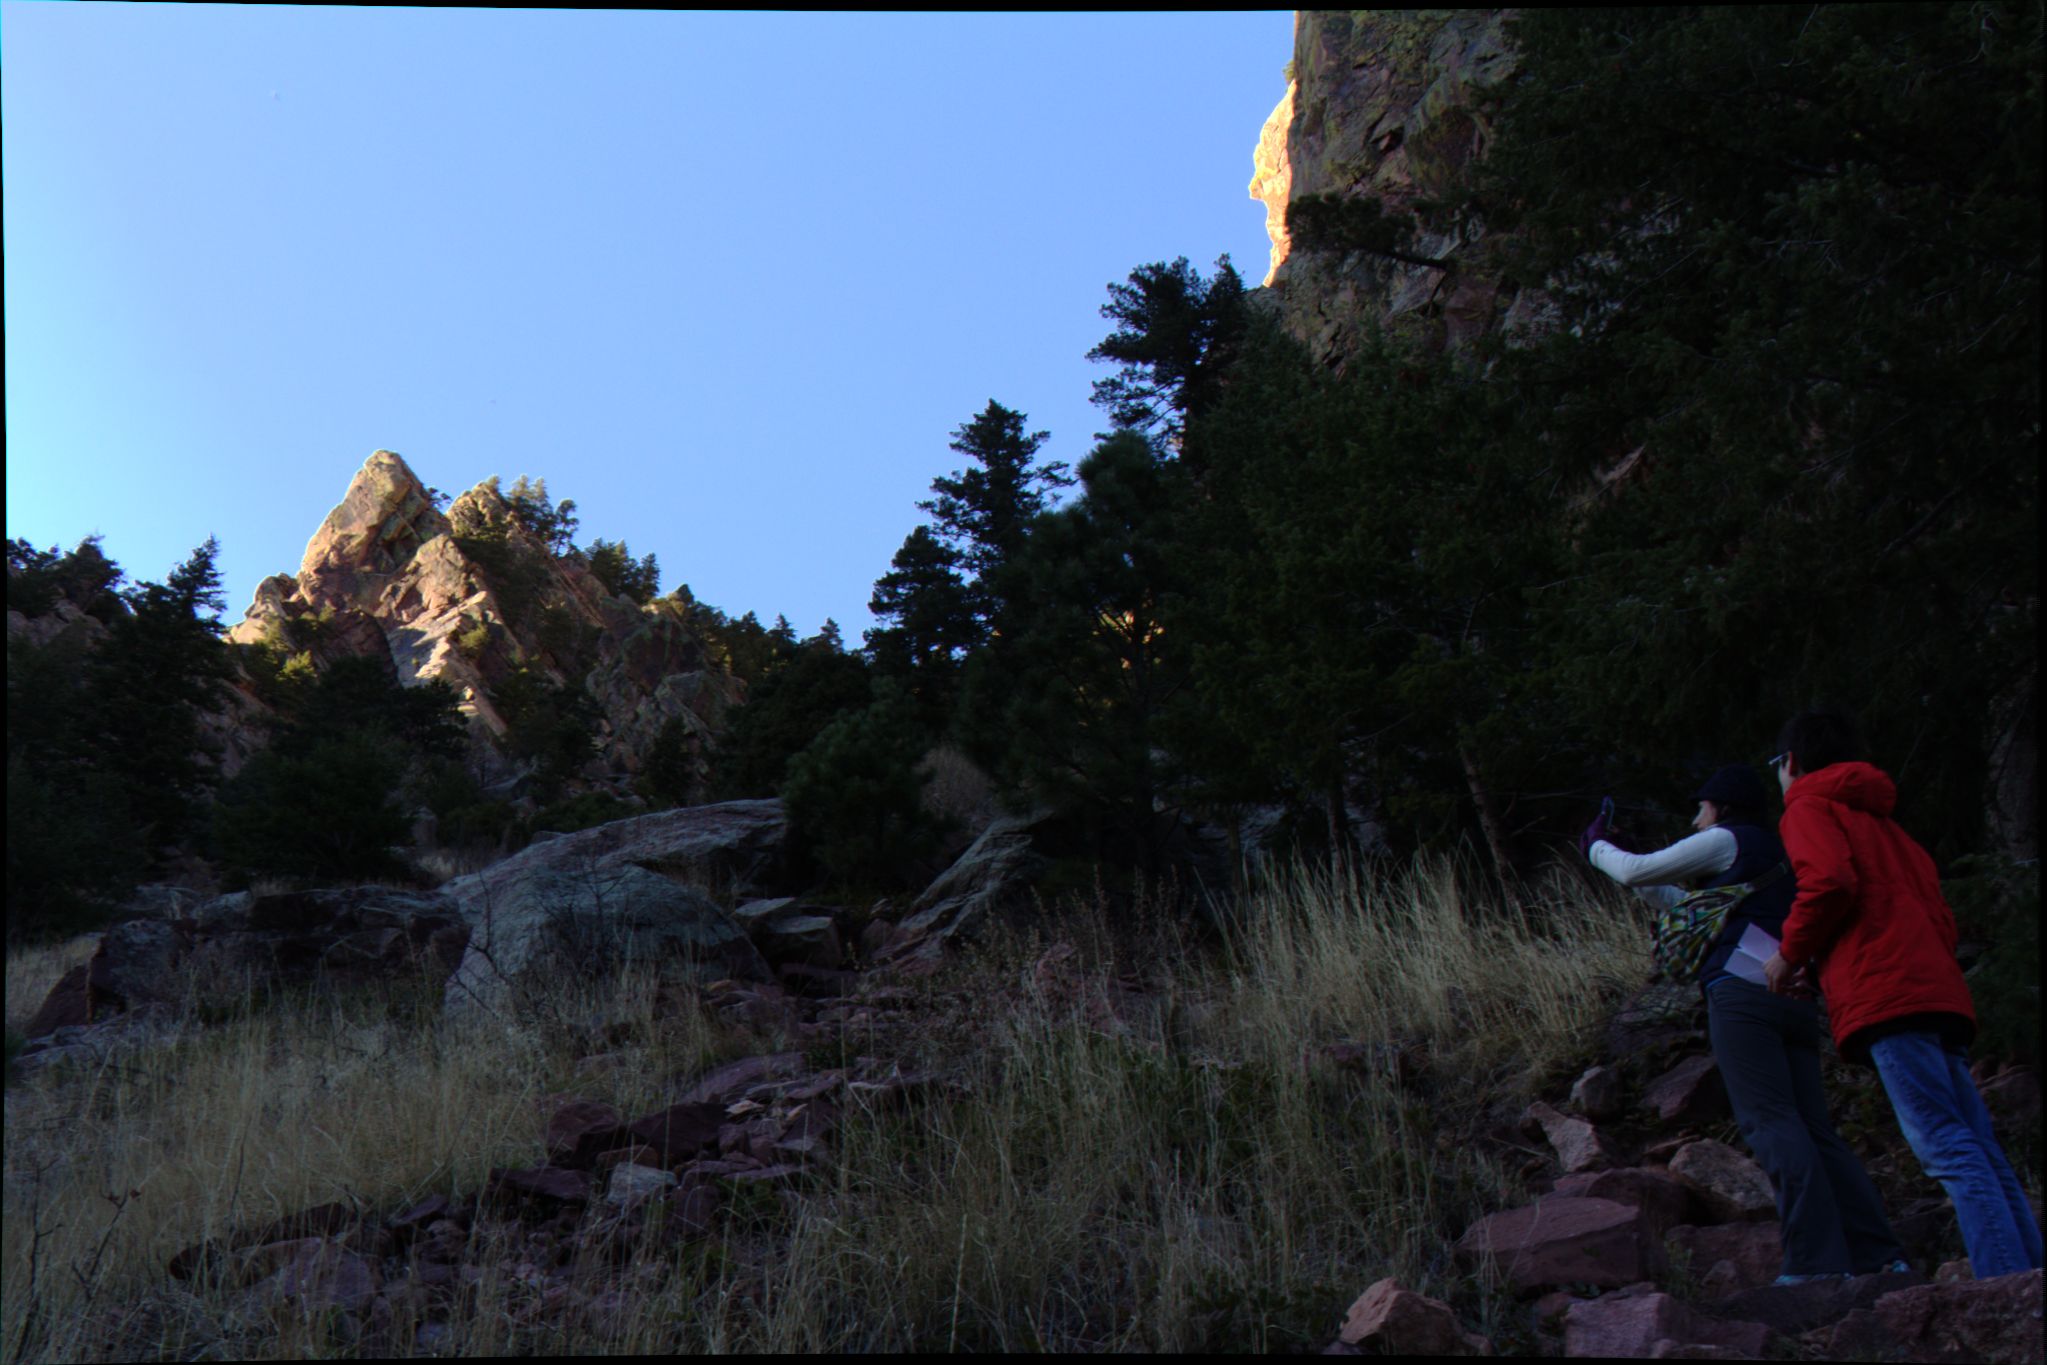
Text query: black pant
1706 977 1905 1275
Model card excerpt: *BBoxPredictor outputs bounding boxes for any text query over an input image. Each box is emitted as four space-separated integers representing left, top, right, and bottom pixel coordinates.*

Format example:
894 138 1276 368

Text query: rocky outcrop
437 800 789 1018
17 887 470 1052
225 450 741 797
1249 10 1525 367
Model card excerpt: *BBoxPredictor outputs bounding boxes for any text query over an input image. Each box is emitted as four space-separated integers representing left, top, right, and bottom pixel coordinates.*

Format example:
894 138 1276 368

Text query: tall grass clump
735 853 1648 1351
4 852 1650 1358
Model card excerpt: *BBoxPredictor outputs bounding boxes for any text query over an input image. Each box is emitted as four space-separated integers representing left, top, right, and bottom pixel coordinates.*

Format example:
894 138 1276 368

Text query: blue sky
4 4 1291 640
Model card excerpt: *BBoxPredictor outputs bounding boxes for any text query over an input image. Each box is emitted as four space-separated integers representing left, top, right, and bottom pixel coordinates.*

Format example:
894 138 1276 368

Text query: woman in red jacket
1763 709 2043 1279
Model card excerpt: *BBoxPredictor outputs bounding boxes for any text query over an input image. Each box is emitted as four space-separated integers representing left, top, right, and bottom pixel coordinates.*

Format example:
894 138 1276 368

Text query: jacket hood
1788 761 1897 816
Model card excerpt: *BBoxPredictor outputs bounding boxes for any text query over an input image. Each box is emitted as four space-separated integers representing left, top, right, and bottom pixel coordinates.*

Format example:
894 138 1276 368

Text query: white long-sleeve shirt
1590 827 1738 910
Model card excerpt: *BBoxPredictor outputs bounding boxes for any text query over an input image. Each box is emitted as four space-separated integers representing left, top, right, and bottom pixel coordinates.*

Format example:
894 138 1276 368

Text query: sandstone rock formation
1249 10 1525 367
225 449 741 797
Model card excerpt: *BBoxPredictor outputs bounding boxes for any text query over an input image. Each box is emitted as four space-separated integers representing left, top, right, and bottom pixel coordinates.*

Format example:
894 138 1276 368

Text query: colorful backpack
1652 862 1789 982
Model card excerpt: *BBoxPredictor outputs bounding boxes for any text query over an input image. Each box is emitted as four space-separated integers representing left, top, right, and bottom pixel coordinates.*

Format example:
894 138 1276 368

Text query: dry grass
3 853 1647 1359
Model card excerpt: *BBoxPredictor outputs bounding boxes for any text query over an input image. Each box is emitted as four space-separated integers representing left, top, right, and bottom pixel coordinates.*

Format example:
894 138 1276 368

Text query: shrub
212 733 411 882
782 682 941 890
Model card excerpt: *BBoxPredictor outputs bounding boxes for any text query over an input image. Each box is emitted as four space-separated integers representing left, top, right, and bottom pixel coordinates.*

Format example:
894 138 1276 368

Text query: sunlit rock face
227 450 739 795
1251 10 1532 366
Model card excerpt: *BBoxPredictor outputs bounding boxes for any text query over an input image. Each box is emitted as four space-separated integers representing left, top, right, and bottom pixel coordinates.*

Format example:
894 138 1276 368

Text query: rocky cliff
224 450 739 795
1249 9 1535 366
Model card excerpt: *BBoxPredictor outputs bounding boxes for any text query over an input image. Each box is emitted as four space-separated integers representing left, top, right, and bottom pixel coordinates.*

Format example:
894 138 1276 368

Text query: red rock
1642 1055 1728 1124
544 1099 625 1167
1339 1278 1488 1354
1553 1168 1695 1240
1667 1140 1775 1223
1710 1268 1923 1334
626 1102 725 1166
1563 1288 1770 1359
1525 1101 1618 1174
1870 1268 2044 1364
1455 1197 1657 1290
676 1052 809 1105
1666 1221 1783 1295
1570 1065 1624 1122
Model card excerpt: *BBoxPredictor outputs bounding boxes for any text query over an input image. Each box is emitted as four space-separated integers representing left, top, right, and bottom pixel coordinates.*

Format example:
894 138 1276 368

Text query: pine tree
1087 256 1248 444
85 538 234 855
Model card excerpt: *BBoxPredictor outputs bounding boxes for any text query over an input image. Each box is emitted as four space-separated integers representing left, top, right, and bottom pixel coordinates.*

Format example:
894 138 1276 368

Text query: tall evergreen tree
1087 255 1248 445
85 538 234 855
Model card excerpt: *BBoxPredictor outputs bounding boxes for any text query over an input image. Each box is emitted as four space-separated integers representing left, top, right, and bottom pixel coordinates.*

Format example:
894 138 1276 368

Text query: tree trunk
1460 744 1520 908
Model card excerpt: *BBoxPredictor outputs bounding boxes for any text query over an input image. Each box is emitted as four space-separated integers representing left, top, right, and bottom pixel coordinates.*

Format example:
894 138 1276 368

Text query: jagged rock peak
300 449 451 583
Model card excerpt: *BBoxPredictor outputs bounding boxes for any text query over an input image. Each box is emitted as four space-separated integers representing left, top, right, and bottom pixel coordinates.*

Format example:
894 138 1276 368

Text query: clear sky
4 4 1292 640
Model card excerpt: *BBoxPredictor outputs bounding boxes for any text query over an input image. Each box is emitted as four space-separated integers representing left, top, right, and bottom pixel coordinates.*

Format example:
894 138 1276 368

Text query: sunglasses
1767 752 1791 771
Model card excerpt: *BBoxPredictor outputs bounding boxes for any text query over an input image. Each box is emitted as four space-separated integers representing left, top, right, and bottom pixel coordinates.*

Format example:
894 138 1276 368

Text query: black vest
1697 823 1796 984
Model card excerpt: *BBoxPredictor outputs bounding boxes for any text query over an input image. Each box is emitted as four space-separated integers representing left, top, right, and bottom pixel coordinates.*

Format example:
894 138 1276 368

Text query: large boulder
441 863 766 1020
21 887 469 1044
889 812 1047 950
442 800 788 911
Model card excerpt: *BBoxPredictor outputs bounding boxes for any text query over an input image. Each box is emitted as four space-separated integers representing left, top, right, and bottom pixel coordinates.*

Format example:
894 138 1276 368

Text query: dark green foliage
6 750 146 944
962 430 1189 870
1947 855 2041 1064
490 665 601 797
711 641 874 799
280 656 466 761
452 519 551 633
864 525 975 721
527 791 643 837
1443 3 2041 859
212 732 411 882
782 682 941 890
1286 194 1450 268
868 401 1075 727
637 715 704 807
686 601 795 688
212 654 467 881
1087 256 1247 442
586 537 661 604
82 539 234 854
918 401 1073 581
6 535 125 621
503 475 580 554
417 758 520 850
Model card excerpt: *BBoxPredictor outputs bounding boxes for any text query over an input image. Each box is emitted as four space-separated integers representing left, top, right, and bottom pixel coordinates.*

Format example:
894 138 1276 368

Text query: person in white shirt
1583 763 1908 1283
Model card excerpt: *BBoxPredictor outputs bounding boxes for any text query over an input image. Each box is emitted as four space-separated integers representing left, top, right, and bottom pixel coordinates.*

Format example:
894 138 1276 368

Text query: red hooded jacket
1777 761 1975 1063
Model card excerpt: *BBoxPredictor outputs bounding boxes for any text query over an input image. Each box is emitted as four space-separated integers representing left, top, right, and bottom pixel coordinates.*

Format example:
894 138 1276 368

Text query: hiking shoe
1876 1259 1912 1275
1772 1272 1853 1286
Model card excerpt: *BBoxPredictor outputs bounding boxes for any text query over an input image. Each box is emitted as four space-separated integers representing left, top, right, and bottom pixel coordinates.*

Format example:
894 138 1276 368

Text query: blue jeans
1869 1029 2045 1278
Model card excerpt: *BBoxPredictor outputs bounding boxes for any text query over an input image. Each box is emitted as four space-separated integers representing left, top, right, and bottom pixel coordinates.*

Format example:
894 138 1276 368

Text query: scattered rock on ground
1339 1278 1491 1355
1667 1140 1776 1223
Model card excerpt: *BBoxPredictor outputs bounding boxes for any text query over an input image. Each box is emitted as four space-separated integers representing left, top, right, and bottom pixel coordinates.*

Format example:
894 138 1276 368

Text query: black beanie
1694 764 1768 812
